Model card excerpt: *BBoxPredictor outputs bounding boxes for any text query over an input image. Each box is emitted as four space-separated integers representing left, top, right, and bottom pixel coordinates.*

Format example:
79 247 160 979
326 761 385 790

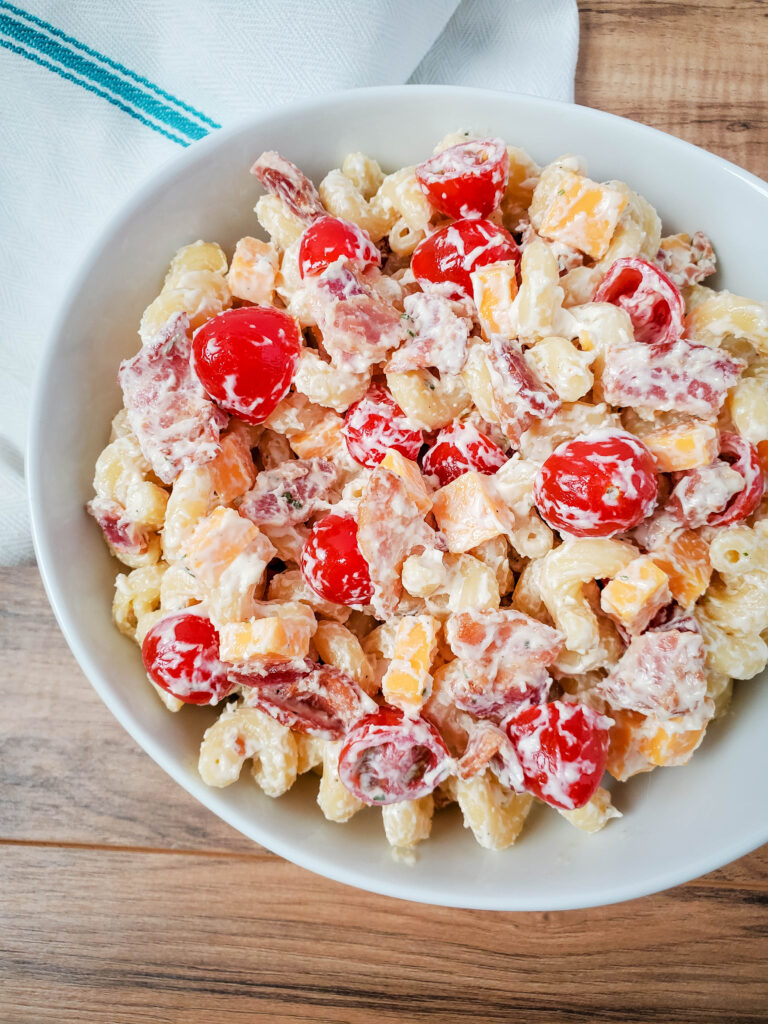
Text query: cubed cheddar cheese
186 506 274 588
227 237 279 305
640 421 719 472
606 708 708 782
650 530 712 609
380 449 432 514
470 261 519 339
209 432 257 502
382 615 440 712
432 472 514 553
640 717 706 768
501 146 540 222
600 556 671 635
218 609 315 664
290 412 345 459
534 170 627 259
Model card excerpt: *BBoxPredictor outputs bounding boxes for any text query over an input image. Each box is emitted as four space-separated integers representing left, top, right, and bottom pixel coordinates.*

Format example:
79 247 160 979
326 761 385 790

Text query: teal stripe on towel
0 3 219 144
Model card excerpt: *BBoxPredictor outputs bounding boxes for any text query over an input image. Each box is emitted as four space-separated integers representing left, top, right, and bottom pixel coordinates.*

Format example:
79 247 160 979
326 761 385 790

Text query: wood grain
4 4 768 1020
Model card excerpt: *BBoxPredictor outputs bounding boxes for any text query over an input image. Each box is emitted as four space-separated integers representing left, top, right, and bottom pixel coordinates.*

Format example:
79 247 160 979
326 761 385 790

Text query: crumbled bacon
666 461 744 528
250 151 326 224
357 466 437 618
487 338 561 443
602 338 743 418
303 263 408 373
656 232 717 288
119 313 227 484
385 291 472 375
235 660 376 739
86 496 150 557
239 458 338 527
598 628 706 718
457 720 524 791
446 609 564 675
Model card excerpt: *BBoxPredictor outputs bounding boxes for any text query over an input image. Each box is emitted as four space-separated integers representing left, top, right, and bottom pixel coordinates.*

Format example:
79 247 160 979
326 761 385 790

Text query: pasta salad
88 134 768 855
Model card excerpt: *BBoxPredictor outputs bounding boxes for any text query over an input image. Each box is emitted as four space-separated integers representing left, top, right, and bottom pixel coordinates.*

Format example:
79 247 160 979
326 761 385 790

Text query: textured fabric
0 0 579 565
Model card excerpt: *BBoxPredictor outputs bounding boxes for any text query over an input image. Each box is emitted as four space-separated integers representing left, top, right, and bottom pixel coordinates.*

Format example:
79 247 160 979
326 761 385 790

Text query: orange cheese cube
185 506 275 591
290 412 345 459
432 472 514 553
757 440 768 477
537 170 627 259
209 432 257 502
219 613 313 664
650 530 712 610
640 718 706 767
227 237 278 305
501 146 540 222
641 421 719 472
380 449 432 514
606 709 654 782
382 615 439 711
470 261 519 339
600 556 671 634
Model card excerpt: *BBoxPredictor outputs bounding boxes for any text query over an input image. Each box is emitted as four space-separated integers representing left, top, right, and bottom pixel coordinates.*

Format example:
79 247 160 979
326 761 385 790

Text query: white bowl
29 85 768 910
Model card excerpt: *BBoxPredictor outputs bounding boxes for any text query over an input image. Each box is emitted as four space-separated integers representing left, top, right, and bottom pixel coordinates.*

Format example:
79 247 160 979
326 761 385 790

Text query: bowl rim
27 83 768 910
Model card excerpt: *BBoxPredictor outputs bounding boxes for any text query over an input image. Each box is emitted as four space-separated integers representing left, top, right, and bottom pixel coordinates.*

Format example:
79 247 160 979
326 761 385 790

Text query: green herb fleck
407 329 416 337
282 491 303 509
557 188 565 196
373 794 385 802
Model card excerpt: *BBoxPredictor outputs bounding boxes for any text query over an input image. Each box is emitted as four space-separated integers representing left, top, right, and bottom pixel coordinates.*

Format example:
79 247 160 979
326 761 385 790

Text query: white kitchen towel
0 0 579 566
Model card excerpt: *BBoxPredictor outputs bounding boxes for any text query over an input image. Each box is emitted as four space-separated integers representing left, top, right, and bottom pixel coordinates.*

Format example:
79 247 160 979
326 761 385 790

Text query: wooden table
3 3 767 1021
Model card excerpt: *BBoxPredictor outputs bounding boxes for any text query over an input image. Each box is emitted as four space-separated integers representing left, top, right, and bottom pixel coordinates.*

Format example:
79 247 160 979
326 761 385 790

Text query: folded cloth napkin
0 0 579 566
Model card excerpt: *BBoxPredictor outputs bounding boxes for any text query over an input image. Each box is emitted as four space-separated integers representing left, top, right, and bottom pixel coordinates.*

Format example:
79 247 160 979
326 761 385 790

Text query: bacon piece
446 609 564 677
598 628 706 718
304 263 408 373
486 338 561 443
602 338 743 418
656 231 716 288
422 661 474 757
448 663 552 720
118 313 227 484
239 458 337 527
250 151 326 224
357 466 438 618
386 292 472 375
86 496 150 558
458 721 524 791
235 660 376 740
666 461 744 529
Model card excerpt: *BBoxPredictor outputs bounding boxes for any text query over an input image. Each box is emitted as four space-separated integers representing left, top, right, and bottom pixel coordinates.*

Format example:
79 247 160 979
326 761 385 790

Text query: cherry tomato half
338 706 453 805
415 138 509 220
411 218 520 301
504 700 611 810
342 383 424 469
707 432 765 527
594 257 684 346
298 216 381 278
422 420 508 486
534 430 658 538
234 660 375 739
192 306 301 424
141 613 232 705
301 513 373 606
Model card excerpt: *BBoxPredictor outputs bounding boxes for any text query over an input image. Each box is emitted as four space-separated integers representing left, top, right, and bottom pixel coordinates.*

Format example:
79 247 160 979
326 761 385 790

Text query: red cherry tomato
192 306 301 424
234 661 375 739
534 430 658 538
422 420 508 486
707 433 765 526
342 383 424 469
338 706 453 805
415 138 509 220
594 257 684 346
411 218 521 301
301 513 373 606
504 700 611 810
141 613 232 705
298 216 381 278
